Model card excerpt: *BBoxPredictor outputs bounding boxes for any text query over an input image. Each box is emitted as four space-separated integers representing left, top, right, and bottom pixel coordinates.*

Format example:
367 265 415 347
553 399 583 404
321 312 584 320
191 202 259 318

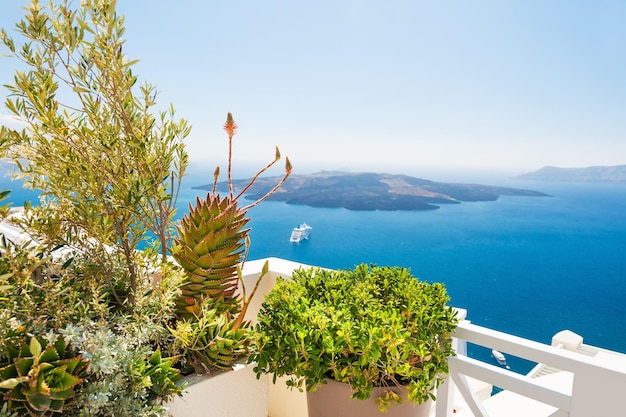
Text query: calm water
4 174 626 373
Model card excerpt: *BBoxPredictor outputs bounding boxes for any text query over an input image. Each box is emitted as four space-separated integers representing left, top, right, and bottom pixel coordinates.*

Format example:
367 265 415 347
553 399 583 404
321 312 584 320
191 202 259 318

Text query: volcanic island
193 171 550 211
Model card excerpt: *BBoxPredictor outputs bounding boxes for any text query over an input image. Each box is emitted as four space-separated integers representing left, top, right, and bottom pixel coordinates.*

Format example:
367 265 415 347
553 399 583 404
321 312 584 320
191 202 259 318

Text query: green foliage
0 237 186 415
61 318 185 417
138 349 183 397
0 1 189 414
169 298 249 374
0 0 189 306
251 264 459 410
1 1 292 415
0 336 88 416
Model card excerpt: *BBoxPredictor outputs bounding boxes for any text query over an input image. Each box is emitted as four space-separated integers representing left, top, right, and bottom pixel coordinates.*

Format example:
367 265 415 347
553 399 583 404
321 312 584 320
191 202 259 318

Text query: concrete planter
165 364 309 417
165 364 269 417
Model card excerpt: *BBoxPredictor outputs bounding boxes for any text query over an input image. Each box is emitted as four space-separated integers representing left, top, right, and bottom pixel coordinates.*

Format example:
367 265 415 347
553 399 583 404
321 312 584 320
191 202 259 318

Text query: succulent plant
131 348 184 398
169 113 292 373
0 336 88 416
172 195 250 318
169 300 249 373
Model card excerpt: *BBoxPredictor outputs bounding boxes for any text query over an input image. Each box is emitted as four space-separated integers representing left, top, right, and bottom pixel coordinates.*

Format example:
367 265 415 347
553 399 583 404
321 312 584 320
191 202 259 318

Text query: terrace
167 257 626 417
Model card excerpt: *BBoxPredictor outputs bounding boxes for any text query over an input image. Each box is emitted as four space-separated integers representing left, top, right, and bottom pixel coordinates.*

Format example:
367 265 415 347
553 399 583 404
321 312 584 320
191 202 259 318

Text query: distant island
517 165 626 183
193 171 550 211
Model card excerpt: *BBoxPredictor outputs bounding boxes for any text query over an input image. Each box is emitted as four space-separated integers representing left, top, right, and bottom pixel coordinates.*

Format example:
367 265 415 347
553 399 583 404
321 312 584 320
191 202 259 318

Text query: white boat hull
492 349 507 366
290 223 312 243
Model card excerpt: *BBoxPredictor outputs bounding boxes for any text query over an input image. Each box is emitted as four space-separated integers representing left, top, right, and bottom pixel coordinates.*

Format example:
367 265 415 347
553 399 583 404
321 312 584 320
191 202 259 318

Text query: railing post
569 353 626 417
434 377 453 417
435 311 468 417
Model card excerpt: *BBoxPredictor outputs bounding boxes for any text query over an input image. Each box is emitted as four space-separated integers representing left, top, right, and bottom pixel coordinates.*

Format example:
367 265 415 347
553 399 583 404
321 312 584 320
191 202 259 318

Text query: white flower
7 317 22 331
60 324 85 346
44 329 59 344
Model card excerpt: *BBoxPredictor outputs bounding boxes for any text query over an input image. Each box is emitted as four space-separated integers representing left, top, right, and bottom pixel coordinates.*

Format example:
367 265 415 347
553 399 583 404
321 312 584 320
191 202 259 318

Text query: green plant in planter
0 0 189 310
172 193 249 318
170 113 292 372
251 264 459 411
1 0 292 413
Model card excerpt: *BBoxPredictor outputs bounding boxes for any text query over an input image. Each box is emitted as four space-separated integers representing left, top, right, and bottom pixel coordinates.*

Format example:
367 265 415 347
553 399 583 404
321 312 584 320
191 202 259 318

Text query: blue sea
3 172 626 374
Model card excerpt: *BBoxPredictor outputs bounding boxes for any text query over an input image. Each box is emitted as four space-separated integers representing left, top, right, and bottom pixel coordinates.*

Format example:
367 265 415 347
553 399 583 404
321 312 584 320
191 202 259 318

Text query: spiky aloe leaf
39 346 60 363
193 239 209 257
195 323 249 370
56 356 86 375
0 363 18 380
49 399 64 412
23 390 51 412
15 357 34 377
5 385 26 400
45 365 82 392
170 305 250 372
49 386 74 400
139 349 183 397
19 341 32 358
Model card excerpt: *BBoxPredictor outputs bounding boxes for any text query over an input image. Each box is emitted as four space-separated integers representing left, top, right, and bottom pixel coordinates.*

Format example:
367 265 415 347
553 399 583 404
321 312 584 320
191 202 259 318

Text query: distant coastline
193 171 550 211
517 165 626 183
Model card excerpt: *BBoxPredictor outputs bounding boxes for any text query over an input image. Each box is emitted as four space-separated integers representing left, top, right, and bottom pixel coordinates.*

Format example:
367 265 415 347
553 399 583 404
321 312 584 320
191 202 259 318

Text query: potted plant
250 264 459 417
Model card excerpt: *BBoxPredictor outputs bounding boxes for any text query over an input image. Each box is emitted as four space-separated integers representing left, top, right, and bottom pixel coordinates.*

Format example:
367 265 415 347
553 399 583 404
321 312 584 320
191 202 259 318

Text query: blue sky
1 1 625 178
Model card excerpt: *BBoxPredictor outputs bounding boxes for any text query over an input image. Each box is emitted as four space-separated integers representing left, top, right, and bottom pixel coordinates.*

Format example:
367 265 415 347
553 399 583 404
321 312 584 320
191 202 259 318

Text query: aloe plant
170 113 291 371
172 112 291 320
173 195 250 317
0 337 88 416
131 348 184 398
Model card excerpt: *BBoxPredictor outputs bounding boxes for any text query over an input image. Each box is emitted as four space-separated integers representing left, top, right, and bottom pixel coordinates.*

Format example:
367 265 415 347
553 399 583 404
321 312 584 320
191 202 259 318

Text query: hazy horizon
183 160 558 187
1 1 625 174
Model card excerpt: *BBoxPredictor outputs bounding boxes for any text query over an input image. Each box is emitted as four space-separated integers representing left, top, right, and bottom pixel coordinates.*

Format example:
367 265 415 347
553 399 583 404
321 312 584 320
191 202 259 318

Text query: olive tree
0 0 189 306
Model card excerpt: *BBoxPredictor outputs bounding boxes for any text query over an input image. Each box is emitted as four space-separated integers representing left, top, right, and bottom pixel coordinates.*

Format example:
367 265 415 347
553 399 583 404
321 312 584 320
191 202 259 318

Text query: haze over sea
3 169 626 374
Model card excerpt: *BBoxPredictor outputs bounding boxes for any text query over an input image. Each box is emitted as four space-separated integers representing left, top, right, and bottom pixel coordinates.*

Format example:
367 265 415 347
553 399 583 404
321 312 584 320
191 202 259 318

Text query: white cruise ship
289 223 312 243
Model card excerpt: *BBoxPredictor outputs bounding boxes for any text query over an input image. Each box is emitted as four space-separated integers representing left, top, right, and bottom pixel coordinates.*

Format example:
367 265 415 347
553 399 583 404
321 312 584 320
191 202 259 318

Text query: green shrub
251 264 459 410
0 0 190 412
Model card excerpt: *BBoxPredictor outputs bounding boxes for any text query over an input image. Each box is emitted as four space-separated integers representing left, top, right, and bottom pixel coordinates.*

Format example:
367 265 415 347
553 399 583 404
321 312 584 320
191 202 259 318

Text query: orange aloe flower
223 112 238 138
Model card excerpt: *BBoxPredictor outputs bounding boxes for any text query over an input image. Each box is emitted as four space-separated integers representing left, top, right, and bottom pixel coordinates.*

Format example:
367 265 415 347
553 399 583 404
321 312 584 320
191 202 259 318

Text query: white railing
435 320 626 417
